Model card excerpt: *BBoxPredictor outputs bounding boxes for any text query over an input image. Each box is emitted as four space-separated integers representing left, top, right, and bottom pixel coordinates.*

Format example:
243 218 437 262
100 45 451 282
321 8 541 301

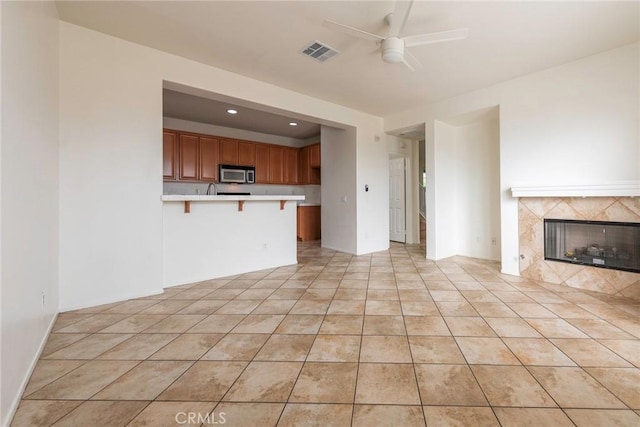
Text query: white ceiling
56 1 639 117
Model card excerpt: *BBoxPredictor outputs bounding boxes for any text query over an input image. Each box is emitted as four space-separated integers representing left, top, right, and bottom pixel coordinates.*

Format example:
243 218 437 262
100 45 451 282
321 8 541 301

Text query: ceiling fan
324 0 468 71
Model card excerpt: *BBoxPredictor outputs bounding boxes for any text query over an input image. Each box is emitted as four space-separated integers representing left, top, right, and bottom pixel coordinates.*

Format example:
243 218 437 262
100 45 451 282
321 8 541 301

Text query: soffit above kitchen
56 1 639 117
163 89 321 139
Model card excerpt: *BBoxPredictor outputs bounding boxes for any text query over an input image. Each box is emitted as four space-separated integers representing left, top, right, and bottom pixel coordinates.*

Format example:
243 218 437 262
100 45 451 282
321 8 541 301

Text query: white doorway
389 156 406 243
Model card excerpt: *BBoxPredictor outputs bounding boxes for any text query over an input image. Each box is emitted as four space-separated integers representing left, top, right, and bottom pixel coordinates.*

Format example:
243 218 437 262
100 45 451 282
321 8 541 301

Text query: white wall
356 126 390 254
163 200 298 286
433 121 457 259
1 2 59 425
385 43 640 274
321 126 358 253
453 118 501 261
58 25 165 310
59 22 386 311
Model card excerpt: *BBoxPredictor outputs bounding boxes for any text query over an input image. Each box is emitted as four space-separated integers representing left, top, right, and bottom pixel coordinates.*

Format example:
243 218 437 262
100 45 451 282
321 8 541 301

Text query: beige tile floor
11 241 640 426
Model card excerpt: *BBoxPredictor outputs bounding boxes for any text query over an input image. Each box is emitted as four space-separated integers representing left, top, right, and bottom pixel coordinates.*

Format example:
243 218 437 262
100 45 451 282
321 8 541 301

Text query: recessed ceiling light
226 109 238 115
289 122 298 126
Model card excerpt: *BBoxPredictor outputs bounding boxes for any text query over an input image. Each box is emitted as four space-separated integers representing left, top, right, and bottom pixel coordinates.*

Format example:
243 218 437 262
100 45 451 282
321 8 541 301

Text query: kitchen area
161 89 322 286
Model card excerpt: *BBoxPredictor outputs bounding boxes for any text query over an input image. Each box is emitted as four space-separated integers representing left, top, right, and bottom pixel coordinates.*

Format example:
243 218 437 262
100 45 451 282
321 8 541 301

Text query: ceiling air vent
300 41 339 63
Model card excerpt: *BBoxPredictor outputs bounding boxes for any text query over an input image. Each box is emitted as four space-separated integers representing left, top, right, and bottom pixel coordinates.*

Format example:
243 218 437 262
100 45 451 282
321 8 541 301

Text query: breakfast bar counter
162 195 305 287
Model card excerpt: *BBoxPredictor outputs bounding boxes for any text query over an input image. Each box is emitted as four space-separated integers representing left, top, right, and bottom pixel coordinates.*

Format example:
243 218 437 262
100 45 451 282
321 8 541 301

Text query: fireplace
518 196 640 301
544 219 640 273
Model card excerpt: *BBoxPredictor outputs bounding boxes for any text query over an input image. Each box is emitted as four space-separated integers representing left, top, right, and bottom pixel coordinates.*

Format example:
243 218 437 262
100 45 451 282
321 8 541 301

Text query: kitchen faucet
206 182 217 195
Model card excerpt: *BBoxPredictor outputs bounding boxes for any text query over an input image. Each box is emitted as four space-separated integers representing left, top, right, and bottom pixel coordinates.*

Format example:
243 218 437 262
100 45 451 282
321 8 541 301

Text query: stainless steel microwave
219 164 255 184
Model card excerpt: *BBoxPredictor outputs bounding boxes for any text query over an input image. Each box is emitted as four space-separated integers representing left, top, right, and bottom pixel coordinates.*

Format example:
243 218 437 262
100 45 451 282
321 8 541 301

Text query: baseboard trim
321 244 356 255
59 288 164 313
3 313 58 427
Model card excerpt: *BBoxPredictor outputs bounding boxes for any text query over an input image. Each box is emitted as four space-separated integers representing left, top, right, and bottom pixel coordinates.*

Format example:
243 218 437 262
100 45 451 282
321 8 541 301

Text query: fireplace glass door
544 219 640 273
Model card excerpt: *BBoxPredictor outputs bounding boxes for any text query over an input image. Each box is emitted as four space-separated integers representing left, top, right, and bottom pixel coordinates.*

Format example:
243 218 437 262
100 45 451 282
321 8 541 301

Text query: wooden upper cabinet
269 145 284 184
255 144 270 184
284 147 299 185
310 163 321 185
310 143 321 168
298 146 310 185
219 138 238 165
298 145 321 185
178 134 199 181
163 131 178 180
237 141 256 166
199 136 219 182
163 129 318 186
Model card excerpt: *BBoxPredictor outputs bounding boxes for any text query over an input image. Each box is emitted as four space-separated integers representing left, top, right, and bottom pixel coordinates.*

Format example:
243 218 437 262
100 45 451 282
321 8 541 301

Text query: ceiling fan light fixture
323 0 468 72
381 37 404 64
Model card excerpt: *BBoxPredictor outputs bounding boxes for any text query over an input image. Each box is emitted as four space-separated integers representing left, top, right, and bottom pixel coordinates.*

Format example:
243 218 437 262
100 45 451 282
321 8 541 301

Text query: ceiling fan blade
389 0 413 37
402 48 422 71
404 28 469 47
323 20 385 42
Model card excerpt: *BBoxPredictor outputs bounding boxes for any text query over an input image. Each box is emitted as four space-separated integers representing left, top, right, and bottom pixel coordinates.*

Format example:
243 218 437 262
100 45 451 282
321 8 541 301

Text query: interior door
389 157 406 243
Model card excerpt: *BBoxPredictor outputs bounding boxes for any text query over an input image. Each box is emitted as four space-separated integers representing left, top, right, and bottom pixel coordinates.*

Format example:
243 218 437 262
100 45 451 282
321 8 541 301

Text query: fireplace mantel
511 182 639 198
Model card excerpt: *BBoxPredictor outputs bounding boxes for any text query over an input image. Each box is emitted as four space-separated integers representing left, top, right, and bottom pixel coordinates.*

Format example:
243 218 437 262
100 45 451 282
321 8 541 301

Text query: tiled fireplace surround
519 196 640 302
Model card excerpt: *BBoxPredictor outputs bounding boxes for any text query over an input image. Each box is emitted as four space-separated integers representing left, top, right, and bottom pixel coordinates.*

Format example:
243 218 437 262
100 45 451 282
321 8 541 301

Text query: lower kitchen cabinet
297 205 321 241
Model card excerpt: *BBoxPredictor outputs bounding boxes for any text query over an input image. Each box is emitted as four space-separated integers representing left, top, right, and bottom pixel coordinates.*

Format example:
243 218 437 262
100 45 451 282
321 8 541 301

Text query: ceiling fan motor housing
382 37 404 63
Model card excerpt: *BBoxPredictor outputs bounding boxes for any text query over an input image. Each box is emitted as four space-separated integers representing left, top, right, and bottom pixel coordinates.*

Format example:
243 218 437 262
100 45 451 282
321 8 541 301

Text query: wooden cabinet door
310 164 321 185
219 138 238 164
309 206 321 240
284 147 298 184
297 206 321 241
163 131 178 180
199 136 219 182
310 143 321 167
255 144 270 184
298 146 310 185
269 145 284 184
179 134 199 180
238 141 256 166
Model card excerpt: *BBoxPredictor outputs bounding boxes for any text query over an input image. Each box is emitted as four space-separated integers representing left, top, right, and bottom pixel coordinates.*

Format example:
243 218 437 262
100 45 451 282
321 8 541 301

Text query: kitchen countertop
297 202 321 206
162 195 305 202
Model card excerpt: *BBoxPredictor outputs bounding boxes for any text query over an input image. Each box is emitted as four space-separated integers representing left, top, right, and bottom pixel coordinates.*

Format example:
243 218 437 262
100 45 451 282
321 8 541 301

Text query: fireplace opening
544 219 640 273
